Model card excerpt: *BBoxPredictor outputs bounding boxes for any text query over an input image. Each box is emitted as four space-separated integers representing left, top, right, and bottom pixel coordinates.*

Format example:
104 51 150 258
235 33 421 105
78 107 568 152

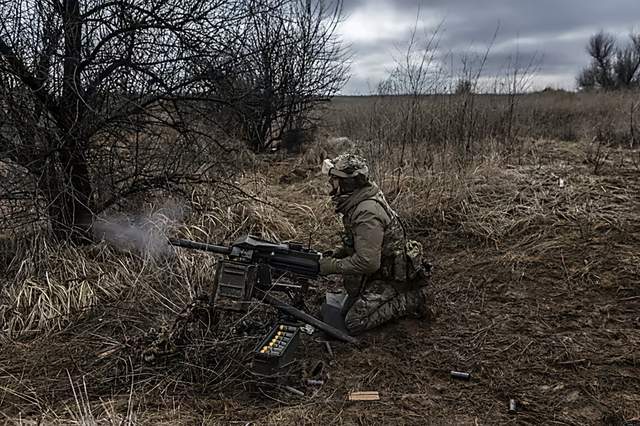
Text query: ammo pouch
405 240 430 281
388 239 429 283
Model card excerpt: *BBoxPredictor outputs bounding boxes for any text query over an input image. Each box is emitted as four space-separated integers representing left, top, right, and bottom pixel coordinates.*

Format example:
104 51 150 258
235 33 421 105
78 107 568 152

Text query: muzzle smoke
93 202 185 259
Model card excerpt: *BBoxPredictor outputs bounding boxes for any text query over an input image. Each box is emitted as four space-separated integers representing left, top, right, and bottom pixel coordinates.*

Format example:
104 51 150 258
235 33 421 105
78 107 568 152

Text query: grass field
1 92 639 424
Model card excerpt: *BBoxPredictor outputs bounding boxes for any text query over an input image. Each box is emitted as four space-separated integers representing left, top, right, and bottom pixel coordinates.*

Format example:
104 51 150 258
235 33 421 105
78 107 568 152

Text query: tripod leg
254 289 358 345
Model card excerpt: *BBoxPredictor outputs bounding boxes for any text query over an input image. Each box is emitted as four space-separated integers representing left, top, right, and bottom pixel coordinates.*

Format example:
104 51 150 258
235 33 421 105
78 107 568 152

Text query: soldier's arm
329 218 352 259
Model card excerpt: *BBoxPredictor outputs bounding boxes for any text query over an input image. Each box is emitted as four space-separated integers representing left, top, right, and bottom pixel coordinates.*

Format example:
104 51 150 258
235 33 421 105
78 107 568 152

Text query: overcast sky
336 0 640 94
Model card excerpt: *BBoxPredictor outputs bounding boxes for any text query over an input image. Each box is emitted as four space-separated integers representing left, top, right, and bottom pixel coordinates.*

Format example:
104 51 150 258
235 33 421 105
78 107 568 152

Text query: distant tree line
578 30 640 91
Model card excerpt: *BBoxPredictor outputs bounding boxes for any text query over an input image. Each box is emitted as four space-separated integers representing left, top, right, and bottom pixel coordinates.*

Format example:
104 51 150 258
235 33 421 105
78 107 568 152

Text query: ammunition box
253 324 300 376
213 260 256 312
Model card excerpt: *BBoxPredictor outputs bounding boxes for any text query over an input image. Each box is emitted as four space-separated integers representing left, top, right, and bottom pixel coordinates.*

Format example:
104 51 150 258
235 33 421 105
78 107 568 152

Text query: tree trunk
44 144 93 242
45 0 93 242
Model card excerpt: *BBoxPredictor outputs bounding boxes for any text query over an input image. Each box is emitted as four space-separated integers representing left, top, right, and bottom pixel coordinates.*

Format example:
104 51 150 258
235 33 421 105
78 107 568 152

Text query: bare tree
0 0 251 240
587 31 616 89
454 79 473 95
206 0 349 152
613 33 640 88
578 31 640 90
577 65 597 90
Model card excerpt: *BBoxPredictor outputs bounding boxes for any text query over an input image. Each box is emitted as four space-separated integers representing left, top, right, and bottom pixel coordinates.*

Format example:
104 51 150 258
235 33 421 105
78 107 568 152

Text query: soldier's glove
319 257 339 276
332 246 350 259
323 247 349 259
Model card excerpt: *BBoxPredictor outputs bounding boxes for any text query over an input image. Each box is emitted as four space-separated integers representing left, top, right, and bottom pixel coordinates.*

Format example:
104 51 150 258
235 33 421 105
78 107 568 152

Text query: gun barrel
168 238 232 255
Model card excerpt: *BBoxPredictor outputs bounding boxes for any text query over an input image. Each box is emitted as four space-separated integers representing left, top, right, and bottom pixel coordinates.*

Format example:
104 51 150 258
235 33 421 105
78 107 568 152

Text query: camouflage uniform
320 154 430 335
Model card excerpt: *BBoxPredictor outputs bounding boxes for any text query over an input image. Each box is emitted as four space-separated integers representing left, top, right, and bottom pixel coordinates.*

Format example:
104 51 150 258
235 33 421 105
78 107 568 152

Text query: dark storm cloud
337 0 640 93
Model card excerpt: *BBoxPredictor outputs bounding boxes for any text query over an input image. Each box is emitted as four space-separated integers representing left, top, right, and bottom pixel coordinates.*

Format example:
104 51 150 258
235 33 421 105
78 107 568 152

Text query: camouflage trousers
342 278 429 335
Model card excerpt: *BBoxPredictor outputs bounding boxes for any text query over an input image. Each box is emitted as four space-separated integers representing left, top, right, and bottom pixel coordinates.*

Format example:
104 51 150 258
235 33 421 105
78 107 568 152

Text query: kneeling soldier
319 153 431 335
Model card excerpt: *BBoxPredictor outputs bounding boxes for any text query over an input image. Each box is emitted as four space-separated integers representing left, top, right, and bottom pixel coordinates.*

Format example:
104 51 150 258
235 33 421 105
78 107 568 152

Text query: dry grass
1 93 640 423
3 240 131 336
328 91 640 148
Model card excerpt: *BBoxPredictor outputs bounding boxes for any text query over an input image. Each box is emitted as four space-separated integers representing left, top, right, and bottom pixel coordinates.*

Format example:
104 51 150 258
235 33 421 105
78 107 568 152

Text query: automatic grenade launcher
168 234 357 344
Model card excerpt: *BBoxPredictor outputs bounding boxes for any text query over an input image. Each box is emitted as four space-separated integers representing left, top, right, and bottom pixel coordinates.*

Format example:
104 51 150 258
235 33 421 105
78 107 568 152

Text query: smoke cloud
93 202 185 259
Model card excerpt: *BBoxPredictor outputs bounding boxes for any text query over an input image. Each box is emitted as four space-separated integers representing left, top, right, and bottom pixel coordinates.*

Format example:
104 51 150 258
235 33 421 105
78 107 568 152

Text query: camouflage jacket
332 183 409 281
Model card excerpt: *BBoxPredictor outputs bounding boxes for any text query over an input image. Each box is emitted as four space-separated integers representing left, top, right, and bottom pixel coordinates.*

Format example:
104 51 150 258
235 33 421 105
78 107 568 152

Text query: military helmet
321 153 369 179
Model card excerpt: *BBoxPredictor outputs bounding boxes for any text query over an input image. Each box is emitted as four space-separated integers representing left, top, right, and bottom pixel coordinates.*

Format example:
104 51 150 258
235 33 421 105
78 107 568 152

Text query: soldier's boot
405 286 431 319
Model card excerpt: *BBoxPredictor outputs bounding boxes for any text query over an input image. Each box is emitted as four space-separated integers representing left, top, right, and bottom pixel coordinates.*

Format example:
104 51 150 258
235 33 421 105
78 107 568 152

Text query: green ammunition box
253 324 300 376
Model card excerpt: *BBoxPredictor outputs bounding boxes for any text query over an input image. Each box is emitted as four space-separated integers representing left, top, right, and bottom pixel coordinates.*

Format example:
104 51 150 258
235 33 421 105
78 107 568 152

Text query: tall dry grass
327 90 640 151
